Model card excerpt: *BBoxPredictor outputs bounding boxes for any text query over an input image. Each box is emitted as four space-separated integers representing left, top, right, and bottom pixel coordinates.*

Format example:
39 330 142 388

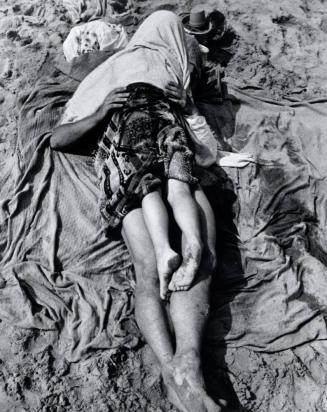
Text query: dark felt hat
181 7 213 36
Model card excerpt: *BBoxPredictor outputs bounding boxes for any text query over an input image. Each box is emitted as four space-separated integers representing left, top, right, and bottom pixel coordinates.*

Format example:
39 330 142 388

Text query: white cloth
63 20 128 62
185 114 217 167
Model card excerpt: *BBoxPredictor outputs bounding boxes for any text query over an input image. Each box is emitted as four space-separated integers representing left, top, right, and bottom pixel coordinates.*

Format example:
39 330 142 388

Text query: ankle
175 347 201 363
184 238 203 258
160 353 175 371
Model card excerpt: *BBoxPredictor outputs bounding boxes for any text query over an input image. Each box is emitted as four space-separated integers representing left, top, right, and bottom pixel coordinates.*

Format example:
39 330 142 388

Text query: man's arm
50 110 105 151
50 87 130 151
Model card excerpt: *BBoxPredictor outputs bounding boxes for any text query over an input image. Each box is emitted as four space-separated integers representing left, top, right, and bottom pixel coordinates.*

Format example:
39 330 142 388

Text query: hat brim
181 15 213 36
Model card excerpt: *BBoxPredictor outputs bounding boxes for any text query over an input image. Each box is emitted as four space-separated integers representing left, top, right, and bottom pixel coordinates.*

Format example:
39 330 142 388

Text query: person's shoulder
185 34 202 70
185 33 201 51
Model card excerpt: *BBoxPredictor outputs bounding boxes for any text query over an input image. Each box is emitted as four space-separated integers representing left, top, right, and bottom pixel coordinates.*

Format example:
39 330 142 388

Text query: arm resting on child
50 109 105 151
50 87 130 151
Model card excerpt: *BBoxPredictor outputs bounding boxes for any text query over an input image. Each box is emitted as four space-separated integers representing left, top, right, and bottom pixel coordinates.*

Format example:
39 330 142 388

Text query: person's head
181 7 213 45
181 7 226 46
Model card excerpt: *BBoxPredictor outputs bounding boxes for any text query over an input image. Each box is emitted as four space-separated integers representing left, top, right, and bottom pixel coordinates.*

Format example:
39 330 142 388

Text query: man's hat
181 7 213 36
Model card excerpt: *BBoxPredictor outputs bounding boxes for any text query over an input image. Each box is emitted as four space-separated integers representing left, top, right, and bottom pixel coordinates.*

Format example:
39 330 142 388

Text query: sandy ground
1 0 327 411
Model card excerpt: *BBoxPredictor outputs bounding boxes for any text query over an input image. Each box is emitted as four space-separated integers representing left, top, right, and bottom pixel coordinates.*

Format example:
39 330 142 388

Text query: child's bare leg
167 179 203 293
142 190 181 300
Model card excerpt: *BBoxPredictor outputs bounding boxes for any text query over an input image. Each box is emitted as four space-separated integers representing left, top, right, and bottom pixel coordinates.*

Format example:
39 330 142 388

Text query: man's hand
165 81 187 108
51 87 129 151
98 87 130 120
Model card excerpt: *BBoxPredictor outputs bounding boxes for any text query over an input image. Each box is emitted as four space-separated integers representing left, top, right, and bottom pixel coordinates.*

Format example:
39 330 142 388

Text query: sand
1 0 327 411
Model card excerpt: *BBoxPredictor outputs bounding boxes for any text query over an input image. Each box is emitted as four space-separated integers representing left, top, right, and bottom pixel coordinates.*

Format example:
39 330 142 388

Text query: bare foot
168 241 202 293
162 349 225 412
157 249 181 300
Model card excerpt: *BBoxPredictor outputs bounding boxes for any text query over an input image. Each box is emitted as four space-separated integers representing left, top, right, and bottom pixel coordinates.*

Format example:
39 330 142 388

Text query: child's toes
175 286 186 292
168 280 176 291
181 284 191 290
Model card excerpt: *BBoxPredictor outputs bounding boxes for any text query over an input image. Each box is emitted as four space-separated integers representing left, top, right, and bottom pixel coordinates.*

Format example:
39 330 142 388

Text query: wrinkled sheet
1 58 327 367
61 0 108 23
0 62 139 362
61 0 132 23
200 86 327 352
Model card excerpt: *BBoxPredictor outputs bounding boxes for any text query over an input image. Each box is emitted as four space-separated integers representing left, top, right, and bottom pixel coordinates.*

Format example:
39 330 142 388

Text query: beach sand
1 1 327 411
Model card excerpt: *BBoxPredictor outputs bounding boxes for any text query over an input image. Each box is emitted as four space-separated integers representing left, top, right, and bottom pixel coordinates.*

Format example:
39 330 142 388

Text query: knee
135 278 160 299
167 181 191 207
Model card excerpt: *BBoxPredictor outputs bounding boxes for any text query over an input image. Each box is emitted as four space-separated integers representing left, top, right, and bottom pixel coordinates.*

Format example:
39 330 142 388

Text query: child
142 179 203 300
97 80 206 302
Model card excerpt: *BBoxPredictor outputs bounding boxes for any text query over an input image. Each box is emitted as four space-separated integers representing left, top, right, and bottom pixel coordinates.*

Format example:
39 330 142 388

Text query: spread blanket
0 56 139 362
1 54 327 376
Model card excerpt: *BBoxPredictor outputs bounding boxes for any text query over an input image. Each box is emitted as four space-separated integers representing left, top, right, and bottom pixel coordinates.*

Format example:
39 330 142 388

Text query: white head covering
128 11 190 89
61 11 191 124
63 20 128 62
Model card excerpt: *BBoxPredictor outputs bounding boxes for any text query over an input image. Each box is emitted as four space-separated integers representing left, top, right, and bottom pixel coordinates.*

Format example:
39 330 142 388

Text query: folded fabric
61 0 132 23
55 49 117 82
0 52 145 361
63 20 128 62
61 0 107 23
